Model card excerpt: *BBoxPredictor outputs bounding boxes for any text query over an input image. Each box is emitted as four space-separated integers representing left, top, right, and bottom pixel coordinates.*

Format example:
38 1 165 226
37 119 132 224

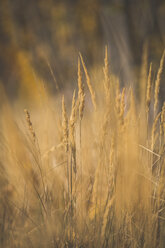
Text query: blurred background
0 0 165 99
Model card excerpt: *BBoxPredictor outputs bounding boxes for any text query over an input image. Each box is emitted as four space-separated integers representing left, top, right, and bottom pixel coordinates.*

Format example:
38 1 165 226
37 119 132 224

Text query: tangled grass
0 48 165 248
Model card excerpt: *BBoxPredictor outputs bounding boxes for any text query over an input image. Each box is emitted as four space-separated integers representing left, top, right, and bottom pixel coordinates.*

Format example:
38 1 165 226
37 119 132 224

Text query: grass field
0 48 165 247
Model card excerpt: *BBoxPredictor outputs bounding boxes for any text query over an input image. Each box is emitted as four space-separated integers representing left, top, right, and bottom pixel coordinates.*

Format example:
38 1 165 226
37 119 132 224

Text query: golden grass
154 51 165 116
0 49 165 248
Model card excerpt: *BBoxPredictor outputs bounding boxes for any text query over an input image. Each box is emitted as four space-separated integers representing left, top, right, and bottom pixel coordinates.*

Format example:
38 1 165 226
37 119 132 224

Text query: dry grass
0 49 165 248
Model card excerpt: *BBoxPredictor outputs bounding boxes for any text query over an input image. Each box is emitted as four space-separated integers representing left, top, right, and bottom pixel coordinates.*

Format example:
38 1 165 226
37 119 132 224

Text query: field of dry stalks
0 48 165 248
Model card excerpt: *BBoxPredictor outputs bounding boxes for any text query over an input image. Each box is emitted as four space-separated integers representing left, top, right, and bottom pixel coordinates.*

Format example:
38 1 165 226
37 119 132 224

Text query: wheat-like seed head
78 58 85 120
103 46 110 100
24 108 36 142
146 62 152 114
69 90 77 173
69 90 77 149
70 90 76 128
108 134 115 188
160 102 165 138
79 53 96 110
151 112 161 150
154 51 165 115
62 95 69 152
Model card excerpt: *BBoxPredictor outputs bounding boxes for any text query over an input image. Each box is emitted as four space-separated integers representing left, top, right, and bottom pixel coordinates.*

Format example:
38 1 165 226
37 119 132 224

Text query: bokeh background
0 0 165 98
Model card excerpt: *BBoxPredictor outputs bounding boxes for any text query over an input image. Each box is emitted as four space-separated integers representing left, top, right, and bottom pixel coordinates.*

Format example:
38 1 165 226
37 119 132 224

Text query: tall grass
0 48 165 248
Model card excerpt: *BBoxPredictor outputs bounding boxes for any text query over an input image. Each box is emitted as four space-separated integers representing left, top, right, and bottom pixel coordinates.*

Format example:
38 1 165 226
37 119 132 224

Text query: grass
0 48 165 247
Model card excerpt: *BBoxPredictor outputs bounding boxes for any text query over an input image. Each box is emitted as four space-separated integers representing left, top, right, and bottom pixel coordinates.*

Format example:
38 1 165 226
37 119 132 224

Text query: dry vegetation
0 48 165 248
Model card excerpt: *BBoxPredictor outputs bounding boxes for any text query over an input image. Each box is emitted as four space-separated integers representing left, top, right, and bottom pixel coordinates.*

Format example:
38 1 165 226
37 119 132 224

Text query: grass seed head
154 51 165 115
24 108 36 142
62 95 69 152
79 53 96 110
78 58 85 120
